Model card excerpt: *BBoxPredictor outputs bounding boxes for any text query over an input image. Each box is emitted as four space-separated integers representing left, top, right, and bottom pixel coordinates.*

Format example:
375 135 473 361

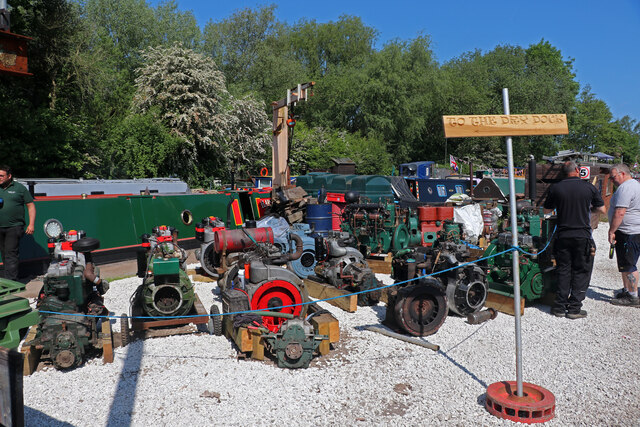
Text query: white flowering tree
132 43 270 183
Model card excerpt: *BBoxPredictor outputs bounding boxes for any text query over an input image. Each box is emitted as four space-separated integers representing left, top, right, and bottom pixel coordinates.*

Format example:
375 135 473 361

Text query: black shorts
614 231 640 273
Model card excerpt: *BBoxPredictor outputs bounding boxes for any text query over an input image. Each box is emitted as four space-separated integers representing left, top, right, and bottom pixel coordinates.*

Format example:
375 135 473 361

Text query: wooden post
272 104 289 188
271 82 315 189
0 346 24 427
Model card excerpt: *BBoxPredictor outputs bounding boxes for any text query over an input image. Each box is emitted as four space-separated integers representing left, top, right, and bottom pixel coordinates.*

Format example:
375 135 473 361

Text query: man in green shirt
0 165 36 280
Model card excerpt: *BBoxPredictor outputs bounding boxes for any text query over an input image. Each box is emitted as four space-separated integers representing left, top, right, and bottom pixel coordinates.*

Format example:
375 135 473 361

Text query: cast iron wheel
200 242 220 278
71 237 101 253
393 280 448 336
208 305 223 336
218 264 238 292
120 314 130 347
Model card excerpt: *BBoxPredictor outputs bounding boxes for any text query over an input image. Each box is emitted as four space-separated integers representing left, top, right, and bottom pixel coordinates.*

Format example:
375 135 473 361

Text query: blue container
306 204 332 236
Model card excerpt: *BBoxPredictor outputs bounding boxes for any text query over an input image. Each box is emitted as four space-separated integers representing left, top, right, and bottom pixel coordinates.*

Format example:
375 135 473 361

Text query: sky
160 0 640 122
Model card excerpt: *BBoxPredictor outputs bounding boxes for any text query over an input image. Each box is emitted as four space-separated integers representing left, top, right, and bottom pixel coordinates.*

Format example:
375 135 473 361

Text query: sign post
443 89 564 423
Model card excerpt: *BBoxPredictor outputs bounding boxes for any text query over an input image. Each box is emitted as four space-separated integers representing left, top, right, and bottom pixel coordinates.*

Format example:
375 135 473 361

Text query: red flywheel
250 279 303 332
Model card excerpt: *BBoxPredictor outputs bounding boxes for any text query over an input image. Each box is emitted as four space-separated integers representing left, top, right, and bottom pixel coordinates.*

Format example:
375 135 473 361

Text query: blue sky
162 0 640 122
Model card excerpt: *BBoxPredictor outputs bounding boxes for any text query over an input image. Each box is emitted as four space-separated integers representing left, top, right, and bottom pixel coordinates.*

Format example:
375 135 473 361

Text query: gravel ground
21 224 640 426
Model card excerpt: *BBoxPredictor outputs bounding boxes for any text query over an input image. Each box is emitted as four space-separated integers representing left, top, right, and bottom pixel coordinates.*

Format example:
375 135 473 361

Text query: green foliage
132 44 270 184
2 2 638 184
103 109 182 178
289 123 392 175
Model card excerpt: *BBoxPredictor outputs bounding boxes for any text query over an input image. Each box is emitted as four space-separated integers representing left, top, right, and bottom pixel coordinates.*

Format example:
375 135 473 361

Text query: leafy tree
0 0 92 177
132 43 270 183
289 122 392 175
104 108 182 178
289 15 378 78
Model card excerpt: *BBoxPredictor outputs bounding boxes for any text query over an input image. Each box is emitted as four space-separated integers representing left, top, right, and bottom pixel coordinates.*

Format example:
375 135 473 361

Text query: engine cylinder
213 227 274 252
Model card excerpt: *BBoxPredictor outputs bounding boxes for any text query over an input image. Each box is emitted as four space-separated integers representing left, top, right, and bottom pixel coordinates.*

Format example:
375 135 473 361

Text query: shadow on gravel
106 339 144 427
586 287 613 302
24 407 75 427
370 304 386 321
438 349 488 389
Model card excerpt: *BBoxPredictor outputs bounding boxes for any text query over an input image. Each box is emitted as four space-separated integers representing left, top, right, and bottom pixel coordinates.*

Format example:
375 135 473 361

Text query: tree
132 44 270 183
104 108 182 178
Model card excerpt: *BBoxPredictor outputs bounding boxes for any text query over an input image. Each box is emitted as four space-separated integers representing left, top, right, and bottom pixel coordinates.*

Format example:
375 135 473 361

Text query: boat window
455 185 463 194
437 185 446 197
181 210 193 225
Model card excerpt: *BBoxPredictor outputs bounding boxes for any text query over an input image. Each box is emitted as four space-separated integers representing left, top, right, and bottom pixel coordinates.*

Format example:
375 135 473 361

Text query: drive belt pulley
250 279 303 332
393 278 448 336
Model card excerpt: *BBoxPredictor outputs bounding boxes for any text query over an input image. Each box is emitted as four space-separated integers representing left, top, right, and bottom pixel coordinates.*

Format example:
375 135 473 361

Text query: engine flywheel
393 280 448 336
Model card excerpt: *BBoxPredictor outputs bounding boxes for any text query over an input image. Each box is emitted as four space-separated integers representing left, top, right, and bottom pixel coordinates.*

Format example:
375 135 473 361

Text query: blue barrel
306 204 332 236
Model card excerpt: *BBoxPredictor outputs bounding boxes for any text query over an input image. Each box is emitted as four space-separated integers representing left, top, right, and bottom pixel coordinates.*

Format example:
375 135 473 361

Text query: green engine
134 225 195 318
340 200 421 256
31 229 109 369
482 202 557 301
0 278 39 349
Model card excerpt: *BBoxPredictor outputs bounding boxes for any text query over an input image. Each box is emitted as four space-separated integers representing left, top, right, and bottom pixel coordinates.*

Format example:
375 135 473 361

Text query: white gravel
22 225 640 426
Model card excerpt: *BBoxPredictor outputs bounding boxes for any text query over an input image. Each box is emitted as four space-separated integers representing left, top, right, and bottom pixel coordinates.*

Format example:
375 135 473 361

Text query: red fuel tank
213 227 274 252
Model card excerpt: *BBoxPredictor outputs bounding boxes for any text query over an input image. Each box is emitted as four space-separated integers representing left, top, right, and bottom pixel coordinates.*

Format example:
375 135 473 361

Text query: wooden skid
304 278 357 313
186 268 217 283
485 291 525 316
367 253 393 274
225 304 340 361
131 294 209 331
101 320 114 364
20 326 41 376
20 320 115 376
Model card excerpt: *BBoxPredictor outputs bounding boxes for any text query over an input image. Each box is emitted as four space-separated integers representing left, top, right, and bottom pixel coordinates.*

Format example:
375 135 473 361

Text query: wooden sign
442 114 568 138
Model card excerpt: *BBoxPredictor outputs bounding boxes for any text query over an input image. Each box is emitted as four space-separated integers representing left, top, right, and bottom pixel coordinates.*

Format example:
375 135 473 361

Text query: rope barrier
38 246 519 321
37 225 558 321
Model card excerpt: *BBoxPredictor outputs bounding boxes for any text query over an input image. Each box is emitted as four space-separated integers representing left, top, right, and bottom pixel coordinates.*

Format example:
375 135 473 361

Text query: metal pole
502 88 523 397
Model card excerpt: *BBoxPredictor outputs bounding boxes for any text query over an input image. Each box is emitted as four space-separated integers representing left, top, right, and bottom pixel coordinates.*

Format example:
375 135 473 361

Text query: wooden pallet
304 277 357 313
224 304 339 361
484 291 525 316
186 268 217 283
367 253 393 274
20 319 115 376
129 294 209 338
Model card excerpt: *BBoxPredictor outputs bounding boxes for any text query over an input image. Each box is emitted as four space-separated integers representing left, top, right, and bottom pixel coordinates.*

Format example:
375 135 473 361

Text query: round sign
579 166 590 179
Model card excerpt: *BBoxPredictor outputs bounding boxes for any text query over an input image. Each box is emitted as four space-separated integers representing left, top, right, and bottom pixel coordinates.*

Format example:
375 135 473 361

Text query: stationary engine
133 225 195 318
481 201 557 301
340 198 421 256
386 222 488 336
195 216 226 277
32 228 110 369
195 217 274 278
273 223 317 279
219 256 325 369
311 231 382 306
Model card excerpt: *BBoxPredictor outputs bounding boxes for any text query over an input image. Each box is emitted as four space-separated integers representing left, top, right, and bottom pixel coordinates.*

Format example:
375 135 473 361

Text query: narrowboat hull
4 189 273 277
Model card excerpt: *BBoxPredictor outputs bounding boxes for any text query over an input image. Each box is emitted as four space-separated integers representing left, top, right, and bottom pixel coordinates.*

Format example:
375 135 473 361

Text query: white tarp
453 203 484 243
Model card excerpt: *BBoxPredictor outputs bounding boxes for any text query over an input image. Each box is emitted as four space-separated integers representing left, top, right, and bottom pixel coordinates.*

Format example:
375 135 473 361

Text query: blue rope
513 225 557 256
38 246 518 320
37 222 561 321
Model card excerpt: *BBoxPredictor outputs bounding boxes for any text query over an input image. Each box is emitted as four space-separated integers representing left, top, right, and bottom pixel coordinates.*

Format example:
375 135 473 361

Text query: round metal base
485 381 555 424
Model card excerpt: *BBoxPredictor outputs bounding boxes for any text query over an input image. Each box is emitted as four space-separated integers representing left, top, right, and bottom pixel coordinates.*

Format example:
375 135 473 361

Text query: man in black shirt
543 161 605 319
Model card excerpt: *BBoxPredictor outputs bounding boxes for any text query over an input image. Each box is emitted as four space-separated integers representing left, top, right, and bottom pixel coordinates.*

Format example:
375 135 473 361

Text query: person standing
607 163 640 306
544 161 605 319
0 165 36 281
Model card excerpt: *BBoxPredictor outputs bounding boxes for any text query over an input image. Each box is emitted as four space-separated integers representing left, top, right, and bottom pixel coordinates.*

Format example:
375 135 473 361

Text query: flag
450 155 459 172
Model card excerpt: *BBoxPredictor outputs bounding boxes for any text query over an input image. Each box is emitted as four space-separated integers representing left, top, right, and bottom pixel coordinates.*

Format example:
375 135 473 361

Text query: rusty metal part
466 308 498 325
364 325 439 351
393 281 448 336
